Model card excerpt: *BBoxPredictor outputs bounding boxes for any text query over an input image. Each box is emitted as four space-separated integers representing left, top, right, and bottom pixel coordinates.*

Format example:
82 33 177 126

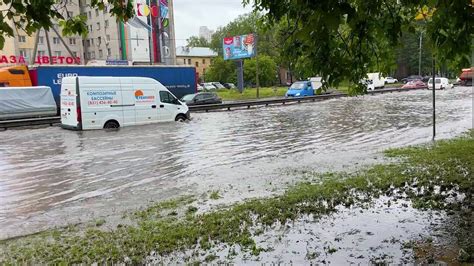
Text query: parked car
401 80 427 89
384 77 398 84
401 75 422 83
224 83 236 89
180 92 222 106
286 81 314 97
211 82 226 89
201 83 217 90
197 84 204 91
427 77 453 90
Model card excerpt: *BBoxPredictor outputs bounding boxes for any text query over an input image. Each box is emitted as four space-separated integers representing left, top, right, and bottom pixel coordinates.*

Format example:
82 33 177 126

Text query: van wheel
104 120 120 129
175 114 187 122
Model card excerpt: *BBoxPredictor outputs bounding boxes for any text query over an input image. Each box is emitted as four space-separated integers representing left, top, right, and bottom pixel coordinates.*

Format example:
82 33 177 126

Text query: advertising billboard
223 33 256 60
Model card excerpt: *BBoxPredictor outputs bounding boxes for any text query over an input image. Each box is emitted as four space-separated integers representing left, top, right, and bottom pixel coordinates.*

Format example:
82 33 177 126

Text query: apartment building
1 0 176 65
1 0 84 65
176 46 217 81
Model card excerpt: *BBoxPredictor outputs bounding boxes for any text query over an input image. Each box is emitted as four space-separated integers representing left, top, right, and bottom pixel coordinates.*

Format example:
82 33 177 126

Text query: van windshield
290 82 306 90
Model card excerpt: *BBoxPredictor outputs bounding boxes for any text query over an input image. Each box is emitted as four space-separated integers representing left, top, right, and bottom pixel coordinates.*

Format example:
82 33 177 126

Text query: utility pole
418 31 423 76
255 34 260 98
432 57 436 140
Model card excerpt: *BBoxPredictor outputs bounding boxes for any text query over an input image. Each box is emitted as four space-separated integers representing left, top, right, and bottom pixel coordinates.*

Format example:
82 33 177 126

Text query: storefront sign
0 55 81 65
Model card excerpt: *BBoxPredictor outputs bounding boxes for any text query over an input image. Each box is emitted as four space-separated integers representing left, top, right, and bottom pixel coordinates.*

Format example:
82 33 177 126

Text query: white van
427 77 453 90
362 73 385 91
60 76 189 130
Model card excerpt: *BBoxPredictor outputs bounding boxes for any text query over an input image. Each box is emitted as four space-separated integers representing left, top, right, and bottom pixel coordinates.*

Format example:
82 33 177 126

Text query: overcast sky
173 0 252 47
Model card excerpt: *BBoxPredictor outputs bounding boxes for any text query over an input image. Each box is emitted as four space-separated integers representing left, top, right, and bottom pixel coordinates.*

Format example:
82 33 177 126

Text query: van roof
76 76 160 84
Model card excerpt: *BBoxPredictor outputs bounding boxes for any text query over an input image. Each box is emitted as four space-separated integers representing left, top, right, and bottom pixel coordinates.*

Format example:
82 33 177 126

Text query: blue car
286 81 314 97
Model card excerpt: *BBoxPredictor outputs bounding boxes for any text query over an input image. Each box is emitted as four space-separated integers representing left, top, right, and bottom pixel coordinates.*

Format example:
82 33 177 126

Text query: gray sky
173 0 252 47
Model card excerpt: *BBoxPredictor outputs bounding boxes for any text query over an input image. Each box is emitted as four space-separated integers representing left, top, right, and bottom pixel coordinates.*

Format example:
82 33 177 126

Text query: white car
202 83 217 90
385 77 398 84
427 77 453 90
197 84 204 91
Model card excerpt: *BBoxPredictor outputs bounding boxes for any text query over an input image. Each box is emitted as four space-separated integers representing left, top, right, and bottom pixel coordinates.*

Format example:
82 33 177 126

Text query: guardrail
0 86 425 130
0 116 60 130
189 92 347 112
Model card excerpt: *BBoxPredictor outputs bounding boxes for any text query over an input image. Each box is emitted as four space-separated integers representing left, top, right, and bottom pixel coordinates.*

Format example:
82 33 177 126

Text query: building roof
176 46 218 58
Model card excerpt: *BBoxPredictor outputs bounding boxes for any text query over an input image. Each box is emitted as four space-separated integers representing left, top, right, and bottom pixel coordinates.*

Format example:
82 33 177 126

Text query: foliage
204 57 237 83
243 0 473 92
243 55 278 87
215 87 287 101
186 36 209 47
0 0 134 49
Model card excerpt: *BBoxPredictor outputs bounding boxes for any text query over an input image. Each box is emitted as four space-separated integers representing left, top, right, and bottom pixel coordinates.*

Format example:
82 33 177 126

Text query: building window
183 59 186 64
69 38 76 45
38 50 45 56
53 37 60 44
54 51 61 57
202 59 206 64
67 11 73 18
187 58 191 65
98 37 101 45
106 35 110 41
105 20 109 28
87 52 91 59
91 38 94 45
88 11 91 19
86 39 91 46
39 36 44 44
96 22 100 30
18 35 26 42
89 25 93 32
99 50 103 58
19 49 27 57
107 48 111 56
91 51 95 59
95 9 99 17
72 51 77 57
195 61 199 67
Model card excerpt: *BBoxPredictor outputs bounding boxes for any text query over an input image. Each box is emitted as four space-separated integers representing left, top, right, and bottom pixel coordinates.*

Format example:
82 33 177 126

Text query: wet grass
216 87 288 101
0 131 472 264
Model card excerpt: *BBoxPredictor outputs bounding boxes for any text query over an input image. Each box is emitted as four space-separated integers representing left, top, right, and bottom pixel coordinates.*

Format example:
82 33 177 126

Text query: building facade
176 46 217 82
199 26 214 42
1 0 84 65
0 0 176 66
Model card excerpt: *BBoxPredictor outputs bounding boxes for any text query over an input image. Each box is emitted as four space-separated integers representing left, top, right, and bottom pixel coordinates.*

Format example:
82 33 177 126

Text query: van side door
120 79 136 126
133 82 159 124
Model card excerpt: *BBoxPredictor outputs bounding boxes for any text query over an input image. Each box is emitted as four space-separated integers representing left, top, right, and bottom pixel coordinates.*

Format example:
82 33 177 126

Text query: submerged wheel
175 114 187 122
104 120 120 129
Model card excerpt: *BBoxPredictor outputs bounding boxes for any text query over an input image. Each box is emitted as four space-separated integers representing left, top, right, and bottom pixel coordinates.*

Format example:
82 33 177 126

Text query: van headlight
296 93 300 96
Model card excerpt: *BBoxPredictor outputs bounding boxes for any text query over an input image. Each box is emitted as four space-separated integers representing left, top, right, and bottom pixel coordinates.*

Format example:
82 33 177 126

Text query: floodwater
0 87 472 240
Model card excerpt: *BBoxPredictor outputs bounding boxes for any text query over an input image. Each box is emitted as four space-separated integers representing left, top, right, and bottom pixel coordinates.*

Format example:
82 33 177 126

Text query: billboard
223 33 256 60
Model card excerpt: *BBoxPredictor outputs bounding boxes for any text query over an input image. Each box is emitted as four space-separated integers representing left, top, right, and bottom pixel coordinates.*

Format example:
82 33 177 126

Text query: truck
0 65 32 87
459 68 473 86
0 86 57 120
0 65 197 106
60 76 190 130
362 73 385 91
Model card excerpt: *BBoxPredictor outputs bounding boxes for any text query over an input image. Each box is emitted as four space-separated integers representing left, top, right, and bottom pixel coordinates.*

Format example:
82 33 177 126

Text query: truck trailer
31 65 197 105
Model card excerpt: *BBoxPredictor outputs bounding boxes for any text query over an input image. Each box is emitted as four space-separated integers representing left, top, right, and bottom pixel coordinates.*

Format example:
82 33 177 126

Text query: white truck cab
427 77 453 90
60 76 189 130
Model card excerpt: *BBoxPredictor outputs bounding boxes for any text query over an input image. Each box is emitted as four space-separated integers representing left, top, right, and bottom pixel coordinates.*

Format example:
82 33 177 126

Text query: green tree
0 0 134 49
186 36 209 47
244 55 278 87
243 0 473 92
205 57 237 83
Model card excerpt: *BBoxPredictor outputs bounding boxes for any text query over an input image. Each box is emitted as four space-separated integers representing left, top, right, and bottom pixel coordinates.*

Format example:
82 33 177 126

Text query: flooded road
0 87 472 239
